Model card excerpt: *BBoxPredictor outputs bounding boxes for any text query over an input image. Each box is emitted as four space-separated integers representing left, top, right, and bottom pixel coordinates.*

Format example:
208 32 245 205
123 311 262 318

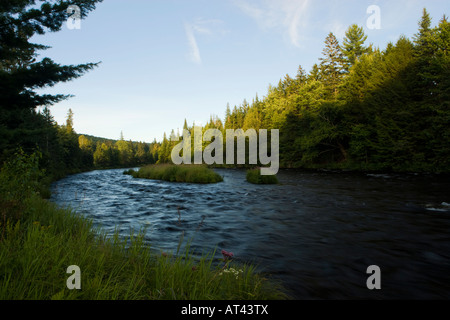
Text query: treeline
0 0 160 178
79 131 160 169
159 9 450 173
1 103 160 180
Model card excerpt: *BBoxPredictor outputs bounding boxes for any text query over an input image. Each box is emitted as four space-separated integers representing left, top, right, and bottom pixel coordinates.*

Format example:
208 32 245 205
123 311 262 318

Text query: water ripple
51 168 450 299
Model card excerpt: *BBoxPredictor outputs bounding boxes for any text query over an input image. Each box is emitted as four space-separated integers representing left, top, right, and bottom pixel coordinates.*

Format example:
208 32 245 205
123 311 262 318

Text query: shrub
0 149 44 200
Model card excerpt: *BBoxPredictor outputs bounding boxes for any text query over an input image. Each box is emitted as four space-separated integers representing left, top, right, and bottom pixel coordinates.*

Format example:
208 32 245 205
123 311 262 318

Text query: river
50 168 450 299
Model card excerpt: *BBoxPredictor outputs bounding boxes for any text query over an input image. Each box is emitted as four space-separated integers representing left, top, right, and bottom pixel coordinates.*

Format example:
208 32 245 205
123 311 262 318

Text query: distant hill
78 134 156 146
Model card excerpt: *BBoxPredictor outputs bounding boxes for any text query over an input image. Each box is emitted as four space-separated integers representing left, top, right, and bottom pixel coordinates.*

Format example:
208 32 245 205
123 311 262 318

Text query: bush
0 149 44 201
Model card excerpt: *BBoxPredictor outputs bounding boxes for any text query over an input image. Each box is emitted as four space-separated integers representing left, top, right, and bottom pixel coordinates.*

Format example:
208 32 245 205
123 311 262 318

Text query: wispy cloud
233 0 311 47
185 19 227 65
185 22 202 64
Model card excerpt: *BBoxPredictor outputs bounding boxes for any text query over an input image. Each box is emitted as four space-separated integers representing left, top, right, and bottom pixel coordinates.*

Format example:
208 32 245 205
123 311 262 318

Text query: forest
156 9 450 173
1 4 449 179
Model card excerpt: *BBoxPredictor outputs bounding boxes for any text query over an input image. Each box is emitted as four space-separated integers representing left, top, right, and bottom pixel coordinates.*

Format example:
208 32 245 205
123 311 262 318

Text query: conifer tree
0 0 102 161
308 64 322 82
342 24 370 71
319 32 346 98
413 8 433 55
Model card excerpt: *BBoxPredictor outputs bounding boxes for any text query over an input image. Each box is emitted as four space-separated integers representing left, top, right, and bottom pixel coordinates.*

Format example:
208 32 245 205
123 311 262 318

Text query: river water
50 168 450 299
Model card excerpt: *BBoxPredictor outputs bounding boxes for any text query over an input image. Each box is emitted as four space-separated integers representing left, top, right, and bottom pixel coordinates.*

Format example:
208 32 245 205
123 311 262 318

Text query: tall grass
0 197 287 300
127 164 224 184
0 151 288 300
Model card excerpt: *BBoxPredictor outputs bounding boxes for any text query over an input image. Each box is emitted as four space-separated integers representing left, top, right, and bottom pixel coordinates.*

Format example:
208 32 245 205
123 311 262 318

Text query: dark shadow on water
51 168 450 299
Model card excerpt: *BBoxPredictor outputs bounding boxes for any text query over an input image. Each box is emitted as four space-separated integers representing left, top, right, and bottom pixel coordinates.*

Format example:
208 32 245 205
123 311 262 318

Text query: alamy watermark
367 5 381 30
67 5 81 30
366 265 381 290
171 127 280 176
66 265 81 290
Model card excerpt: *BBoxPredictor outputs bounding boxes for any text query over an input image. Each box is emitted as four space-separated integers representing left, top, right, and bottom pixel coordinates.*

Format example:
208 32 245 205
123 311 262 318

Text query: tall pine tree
319 32 346 99
342 24 370 71
0 0 102 160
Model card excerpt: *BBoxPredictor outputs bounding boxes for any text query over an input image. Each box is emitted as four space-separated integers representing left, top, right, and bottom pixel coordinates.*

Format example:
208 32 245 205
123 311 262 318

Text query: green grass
127 164 224 184
1 151 288 300
246 169 279 185
0 196 287 300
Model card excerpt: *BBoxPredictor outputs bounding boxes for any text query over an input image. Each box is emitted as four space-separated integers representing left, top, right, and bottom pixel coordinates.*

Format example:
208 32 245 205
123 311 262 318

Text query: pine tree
319 32 346 98
308 64 322 82
342 24 370 71
296 66 307 83
413 8 433 55
66 109 74 133
157 132 170 164
411 8 437 102
0 2 101 111
0 0 102 161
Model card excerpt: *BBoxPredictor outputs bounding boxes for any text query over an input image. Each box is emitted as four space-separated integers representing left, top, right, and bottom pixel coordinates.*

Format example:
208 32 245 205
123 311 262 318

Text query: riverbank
0 152 289 300
211 160 450 176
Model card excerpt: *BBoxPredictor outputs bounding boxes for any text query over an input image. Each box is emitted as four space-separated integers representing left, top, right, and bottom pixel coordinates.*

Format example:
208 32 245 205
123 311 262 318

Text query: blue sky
34 0 449 143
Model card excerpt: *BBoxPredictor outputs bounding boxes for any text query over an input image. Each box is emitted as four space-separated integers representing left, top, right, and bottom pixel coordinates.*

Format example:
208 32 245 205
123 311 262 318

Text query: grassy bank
0 151 288 300
246 169 279 185
126 164 224 184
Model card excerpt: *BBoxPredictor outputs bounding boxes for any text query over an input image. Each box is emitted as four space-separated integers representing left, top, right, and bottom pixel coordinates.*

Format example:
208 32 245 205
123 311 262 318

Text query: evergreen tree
225 103 232 129
65 109 75 133
319 33 346 98
308 64 322 82
296 66 307 84
413 8 433 55
411 8 437 102
0 0 102 166
157 132 171 164
342 24 370 71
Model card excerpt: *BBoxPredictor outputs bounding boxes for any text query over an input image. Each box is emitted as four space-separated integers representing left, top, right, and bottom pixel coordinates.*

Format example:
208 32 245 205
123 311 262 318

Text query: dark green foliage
0 149 44 201
246 169 279 185
0 0 103 177
209 8 449 173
